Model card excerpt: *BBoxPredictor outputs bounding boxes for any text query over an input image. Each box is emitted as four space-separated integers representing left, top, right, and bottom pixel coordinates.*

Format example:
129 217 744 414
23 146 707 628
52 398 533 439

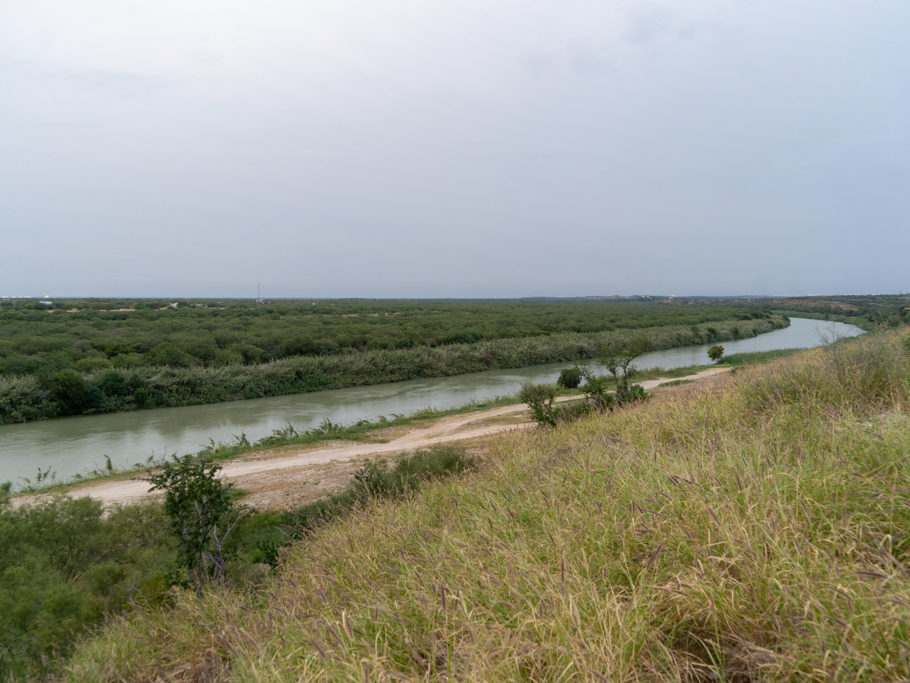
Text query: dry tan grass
65 330 910 681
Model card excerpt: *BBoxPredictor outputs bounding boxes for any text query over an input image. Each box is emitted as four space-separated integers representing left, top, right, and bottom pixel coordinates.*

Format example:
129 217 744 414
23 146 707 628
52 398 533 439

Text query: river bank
1 315 784 426
0 318 864 488
13 367 733 510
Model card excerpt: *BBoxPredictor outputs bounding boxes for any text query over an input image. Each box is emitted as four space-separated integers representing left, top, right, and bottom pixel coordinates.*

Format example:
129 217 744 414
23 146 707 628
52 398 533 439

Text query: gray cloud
1 0 908 297
624 4 675 45
2 58 172 98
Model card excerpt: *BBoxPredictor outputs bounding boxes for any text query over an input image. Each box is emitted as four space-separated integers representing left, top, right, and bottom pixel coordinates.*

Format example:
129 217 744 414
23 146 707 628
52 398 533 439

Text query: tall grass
741 332 910 412
65 328 910 681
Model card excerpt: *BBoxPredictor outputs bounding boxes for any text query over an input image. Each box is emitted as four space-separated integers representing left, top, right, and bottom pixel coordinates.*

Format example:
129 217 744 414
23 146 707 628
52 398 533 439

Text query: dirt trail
15 367 730 509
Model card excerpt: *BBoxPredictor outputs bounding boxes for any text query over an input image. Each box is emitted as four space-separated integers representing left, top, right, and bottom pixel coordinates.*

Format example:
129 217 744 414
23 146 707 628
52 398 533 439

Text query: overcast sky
1 1 908 298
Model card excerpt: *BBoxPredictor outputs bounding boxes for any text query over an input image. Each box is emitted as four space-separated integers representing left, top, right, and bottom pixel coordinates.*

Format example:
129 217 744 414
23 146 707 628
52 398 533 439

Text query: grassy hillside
65 330 910 681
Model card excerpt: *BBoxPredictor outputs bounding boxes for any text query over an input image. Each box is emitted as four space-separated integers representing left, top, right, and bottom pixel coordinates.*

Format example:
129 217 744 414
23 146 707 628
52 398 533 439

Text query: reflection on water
0 318 864 487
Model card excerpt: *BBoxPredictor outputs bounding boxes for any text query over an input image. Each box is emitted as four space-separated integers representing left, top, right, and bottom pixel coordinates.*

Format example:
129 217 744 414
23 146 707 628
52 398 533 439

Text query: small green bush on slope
65 331 910 681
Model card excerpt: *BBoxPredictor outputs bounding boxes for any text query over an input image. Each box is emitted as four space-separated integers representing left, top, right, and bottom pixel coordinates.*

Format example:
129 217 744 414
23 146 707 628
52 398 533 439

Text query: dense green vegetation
649 293 910 329
0 298 784 423
62 329 910 680
0 496 175 679
0 298 774 375
759 293 910 328
0 447 471 680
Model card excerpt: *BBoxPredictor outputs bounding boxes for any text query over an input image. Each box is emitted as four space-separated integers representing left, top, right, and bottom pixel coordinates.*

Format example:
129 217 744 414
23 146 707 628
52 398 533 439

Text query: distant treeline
0 299 774 376
0 306 785 423
752 294 909 329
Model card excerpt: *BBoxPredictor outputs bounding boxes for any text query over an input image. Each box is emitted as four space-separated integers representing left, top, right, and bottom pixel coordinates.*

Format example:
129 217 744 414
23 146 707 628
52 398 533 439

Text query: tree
145 455 246 596
519 382 559 427
49 369 102 415
97 369 129 398
580 367 613 412
557 367 582 389
598 336 652 404
708 345 725 364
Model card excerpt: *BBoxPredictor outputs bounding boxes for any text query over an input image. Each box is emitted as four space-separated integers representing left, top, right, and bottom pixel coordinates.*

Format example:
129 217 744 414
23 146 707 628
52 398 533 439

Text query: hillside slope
66 331 910 681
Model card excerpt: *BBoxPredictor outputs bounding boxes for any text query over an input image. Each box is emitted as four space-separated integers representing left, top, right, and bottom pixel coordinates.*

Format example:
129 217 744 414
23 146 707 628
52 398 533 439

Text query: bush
73 357 111 372
619 384 647 404
708 345 725 363
556 401 591 422
145 456 247 595
0 498 174 679
581 374 614 412
97 370 129 398
48 370 101 415
557 367 582 389
519 383 559 427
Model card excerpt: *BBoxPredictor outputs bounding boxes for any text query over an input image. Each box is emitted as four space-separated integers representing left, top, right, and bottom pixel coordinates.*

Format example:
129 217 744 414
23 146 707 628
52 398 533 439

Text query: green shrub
619 383 647 404
49 370 101 415
73 357 111 372
0 498 174 679
97 370 129 398
556 401 591 422
581 374 614 411
557 367 581 389
145 455 247 595
708 345 725 363
519 383 559 427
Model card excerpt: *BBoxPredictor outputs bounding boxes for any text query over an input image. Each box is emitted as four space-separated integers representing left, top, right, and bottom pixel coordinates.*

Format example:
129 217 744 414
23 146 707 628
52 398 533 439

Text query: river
0 317 864 488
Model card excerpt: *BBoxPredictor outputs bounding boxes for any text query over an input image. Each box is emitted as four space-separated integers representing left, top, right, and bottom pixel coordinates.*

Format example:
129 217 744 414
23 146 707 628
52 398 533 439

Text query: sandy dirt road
14 367 730 510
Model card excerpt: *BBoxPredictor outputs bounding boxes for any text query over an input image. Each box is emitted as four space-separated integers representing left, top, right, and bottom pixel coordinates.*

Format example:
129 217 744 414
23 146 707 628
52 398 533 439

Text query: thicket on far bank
65 329 910 680
0 315 784 424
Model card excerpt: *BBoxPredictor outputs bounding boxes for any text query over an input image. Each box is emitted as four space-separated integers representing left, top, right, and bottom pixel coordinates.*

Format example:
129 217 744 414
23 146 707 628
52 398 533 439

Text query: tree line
0 300 784 423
